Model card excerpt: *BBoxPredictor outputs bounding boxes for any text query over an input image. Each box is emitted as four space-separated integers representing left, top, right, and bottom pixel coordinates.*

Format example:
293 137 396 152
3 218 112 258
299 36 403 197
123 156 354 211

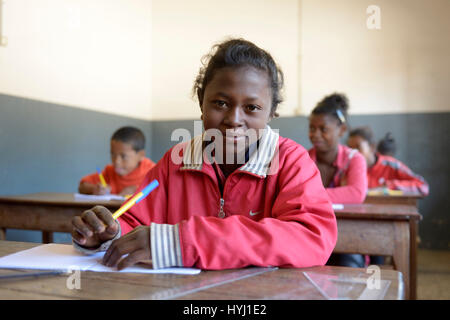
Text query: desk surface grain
335 203 421 221
0 241 404 300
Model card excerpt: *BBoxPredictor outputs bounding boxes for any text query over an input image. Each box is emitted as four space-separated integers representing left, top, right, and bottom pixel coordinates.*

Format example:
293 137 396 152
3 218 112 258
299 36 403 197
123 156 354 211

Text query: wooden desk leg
0 228 6 240
392 221 410 299
42 231 53 244
409 220 418 300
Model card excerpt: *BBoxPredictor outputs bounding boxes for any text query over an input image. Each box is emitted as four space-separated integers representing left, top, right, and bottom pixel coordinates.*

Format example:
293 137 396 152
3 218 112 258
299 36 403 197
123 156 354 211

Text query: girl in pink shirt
308 93 367 204
308 93 367 268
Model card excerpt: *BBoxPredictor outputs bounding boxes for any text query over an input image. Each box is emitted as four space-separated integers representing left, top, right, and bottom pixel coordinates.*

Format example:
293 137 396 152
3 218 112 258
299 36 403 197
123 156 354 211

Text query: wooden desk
0 193 123 243
0 194 415 298
364 194 423 207
0 241 404 300
333 203 421 300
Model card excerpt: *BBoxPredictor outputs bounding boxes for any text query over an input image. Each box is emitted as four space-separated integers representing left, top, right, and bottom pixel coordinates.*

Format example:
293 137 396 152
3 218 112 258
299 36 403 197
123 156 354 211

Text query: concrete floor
417 249 450 300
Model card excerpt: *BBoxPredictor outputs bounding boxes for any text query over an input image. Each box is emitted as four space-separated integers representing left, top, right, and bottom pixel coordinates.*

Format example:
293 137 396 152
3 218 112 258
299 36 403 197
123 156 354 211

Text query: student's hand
78 182 110 195
72 206 119 248
102 226 151 270
119 185 137 197
93 183 111 195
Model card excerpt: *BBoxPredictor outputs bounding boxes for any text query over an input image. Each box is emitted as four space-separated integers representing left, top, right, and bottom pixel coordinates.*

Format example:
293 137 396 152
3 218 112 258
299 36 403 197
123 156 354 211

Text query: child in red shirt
71 39 337 271
348 126 429 196
79 126 155 196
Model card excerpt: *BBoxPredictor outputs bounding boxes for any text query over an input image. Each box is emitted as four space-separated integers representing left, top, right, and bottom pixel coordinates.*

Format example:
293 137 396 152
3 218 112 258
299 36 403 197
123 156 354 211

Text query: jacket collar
180 125 279 178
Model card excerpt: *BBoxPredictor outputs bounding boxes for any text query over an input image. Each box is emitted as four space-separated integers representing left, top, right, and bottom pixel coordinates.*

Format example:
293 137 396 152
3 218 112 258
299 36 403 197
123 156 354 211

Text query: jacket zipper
209 164 241 218
218 198 225 218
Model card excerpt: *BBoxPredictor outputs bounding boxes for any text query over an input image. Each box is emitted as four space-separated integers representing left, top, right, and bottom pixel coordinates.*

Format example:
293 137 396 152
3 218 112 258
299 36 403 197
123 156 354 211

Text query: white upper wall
0 0 153 120
150 0 299 120
299 0 450 115
0 0 449 120
0 0 299 121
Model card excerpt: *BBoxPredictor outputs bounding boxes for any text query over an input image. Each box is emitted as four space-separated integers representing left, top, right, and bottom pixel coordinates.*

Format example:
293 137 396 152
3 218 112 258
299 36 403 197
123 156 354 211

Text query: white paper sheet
0 244 200 275
74 193 126 201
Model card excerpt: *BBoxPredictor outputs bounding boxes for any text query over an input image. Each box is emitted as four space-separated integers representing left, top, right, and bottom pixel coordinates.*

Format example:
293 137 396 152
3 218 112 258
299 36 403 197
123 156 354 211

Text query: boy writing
78 126 155 196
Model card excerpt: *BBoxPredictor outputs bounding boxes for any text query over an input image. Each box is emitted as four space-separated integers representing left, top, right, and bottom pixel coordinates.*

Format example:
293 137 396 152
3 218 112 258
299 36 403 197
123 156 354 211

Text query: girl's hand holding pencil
71 180 159 270
72 205 119 249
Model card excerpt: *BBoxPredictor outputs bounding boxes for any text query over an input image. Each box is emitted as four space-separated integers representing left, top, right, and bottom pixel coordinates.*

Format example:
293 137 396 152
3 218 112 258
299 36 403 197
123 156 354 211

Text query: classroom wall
2 0 448 120
0 0 152 120
150 0 299 120
299 0 450 115
0 0 299 121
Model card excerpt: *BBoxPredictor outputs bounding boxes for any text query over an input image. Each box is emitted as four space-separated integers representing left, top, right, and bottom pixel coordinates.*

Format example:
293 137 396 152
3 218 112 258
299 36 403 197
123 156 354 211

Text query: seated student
308 93 367 268
78 126 156 196
308 93 368 204
71 38 337 271
347 126 429 196
377 132 396 157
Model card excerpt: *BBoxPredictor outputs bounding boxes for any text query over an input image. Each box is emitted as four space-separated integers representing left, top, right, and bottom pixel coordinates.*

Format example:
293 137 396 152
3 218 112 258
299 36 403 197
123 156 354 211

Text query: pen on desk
0 270 65 281
112 179 159 220
96 167 108 188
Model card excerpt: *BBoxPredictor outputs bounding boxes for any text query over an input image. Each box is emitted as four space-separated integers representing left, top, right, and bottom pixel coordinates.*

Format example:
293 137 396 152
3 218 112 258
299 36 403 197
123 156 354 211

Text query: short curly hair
111 126 145 151
193 38 284 116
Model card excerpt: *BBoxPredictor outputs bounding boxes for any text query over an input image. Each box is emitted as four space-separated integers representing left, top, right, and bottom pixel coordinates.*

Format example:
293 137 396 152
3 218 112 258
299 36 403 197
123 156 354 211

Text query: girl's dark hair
111 126 145 152
349 126 376 145
312 93 349 125
377 132 396 156
193 38 284 116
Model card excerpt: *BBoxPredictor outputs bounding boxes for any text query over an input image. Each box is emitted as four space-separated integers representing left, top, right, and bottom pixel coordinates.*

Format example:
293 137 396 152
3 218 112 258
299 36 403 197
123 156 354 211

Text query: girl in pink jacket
308 93 367 204
308 93 367 268
71 39 338 271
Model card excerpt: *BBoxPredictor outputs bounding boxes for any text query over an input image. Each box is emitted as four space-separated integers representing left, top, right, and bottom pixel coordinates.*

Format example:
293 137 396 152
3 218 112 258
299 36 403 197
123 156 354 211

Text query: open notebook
74 193 126 201
0 244 200 275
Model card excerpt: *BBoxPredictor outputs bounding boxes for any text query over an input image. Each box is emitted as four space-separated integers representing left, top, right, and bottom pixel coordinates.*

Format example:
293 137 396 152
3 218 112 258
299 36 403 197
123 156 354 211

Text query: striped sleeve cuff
151 223 183 269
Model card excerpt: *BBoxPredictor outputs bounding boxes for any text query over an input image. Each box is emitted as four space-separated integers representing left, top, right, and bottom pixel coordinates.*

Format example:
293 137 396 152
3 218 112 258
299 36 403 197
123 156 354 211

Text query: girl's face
308 114 346 153
200 66 273 159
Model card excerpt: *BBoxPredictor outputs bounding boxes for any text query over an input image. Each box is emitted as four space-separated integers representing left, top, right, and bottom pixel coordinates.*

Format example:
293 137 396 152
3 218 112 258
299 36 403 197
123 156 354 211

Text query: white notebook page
0 244 200 275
